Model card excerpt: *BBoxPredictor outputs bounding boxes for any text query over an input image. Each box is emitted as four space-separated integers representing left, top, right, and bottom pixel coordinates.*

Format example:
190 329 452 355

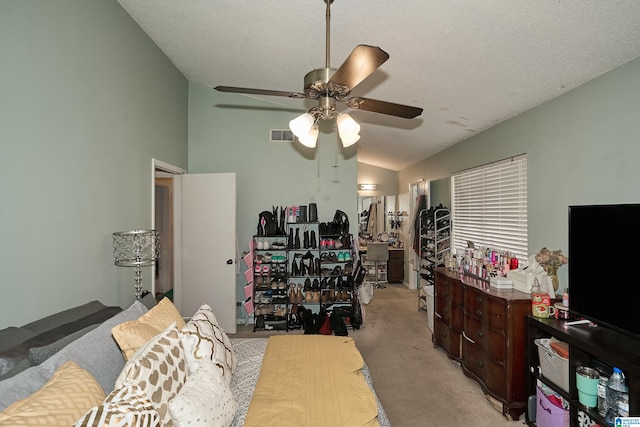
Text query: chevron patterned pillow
0 360 105 426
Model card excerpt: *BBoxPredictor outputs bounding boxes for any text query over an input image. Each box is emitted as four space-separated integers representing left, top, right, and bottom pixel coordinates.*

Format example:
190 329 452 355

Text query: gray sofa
0 298 153 412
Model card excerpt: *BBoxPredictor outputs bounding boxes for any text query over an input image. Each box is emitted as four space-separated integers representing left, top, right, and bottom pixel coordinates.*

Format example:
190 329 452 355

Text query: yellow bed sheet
244 335 380 427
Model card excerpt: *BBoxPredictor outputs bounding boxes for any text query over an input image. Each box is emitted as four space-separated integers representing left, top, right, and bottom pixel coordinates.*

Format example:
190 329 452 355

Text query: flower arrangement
535 247 568 269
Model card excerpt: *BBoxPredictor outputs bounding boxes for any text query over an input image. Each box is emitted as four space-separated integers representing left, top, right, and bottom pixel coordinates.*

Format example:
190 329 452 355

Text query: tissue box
507 269 537 293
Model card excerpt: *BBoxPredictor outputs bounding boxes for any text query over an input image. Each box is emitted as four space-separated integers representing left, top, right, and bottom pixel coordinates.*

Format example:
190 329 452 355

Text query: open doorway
155 177 173 297
151 159 186 301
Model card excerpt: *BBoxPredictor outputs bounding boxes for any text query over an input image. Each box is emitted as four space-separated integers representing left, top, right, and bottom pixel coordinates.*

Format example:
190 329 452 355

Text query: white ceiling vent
269 129 293 143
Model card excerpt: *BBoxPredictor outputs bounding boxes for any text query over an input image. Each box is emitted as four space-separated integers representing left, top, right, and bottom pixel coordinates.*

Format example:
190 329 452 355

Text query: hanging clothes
366 202 378 236
412 194 427 253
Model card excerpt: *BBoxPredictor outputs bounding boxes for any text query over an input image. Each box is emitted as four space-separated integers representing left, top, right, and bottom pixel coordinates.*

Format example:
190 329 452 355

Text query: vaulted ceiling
118 0 640 171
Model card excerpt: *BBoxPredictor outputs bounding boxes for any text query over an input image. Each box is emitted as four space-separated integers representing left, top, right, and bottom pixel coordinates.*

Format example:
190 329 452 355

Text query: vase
544 265 560 291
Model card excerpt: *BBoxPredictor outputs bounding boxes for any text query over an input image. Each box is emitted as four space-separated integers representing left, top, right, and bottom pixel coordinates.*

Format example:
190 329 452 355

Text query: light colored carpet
231 284 528 427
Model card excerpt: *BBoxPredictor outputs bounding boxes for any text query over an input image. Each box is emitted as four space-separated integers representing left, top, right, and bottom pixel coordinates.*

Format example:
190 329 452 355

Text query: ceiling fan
214 0 423 148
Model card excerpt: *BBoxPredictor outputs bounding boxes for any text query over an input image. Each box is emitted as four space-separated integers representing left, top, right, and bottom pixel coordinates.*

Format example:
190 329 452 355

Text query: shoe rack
253 222 356 332
253 234 289 332
418 206 450 312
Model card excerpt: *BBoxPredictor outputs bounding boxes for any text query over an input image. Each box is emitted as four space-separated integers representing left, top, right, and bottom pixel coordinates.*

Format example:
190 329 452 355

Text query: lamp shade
113 229 159 267
113 229 159 300
340 132 360 147
298 126 319 148
289 113 315 138
337 113 361 136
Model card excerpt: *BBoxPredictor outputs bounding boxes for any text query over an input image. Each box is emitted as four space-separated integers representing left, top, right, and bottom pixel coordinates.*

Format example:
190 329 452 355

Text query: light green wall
398 56 640 288
357 162 398 197
0 0 188 328
187 85 358 318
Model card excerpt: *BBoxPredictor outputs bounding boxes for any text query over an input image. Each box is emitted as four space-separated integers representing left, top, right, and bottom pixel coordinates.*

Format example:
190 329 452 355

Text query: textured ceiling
117 0 640 171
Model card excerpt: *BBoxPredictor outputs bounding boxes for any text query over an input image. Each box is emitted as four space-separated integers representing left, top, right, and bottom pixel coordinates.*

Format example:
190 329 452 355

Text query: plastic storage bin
536 386 569 427
535 338 570 392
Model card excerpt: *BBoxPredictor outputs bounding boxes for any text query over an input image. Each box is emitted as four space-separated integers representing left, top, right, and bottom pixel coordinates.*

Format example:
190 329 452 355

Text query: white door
180 173 237 333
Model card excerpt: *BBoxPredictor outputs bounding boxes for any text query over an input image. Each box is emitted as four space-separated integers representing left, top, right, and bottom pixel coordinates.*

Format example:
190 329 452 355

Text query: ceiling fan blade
328 45 389 92
346 97 423 119
214 86 306 99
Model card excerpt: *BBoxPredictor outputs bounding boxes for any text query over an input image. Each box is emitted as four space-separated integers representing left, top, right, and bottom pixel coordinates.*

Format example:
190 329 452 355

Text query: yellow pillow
0 360 105 426
111 297 185 360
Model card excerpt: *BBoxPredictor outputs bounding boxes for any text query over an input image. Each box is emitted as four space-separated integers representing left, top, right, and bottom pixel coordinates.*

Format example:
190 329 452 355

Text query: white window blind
451 155 528 263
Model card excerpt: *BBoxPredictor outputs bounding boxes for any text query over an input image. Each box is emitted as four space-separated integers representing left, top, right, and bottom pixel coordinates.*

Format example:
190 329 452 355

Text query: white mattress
229 338 391 427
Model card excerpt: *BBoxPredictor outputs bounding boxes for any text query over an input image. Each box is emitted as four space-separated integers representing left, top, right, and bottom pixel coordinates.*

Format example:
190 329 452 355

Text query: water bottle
604 367 629 426
597 370 609 416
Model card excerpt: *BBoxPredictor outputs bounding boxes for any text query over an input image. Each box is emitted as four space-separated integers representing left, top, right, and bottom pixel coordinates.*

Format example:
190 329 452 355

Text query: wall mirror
358 196 386 236
429 177 451 209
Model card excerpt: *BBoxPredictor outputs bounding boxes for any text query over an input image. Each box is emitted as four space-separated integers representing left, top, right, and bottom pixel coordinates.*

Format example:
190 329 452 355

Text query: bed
229 336 391 427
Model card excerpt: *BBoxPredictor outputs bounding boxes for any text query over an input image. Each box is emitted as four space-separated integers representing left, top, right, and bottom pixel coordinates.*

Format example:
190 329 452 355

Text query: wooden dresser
433 268 531 420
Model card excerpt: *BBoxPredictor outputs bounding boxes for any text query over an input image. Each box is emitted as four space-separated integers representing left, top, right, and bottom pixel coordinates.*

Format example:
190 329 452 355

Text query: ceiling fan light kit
298 126 320 148
215 0 422 149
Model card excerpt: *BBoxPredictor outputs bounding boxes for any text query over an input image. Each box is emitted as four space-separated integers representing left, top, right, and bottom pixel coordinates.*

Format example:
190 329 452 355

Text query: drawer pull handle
476 297 483 303
463 331 476 344
476 310 483 317
477 331 483 338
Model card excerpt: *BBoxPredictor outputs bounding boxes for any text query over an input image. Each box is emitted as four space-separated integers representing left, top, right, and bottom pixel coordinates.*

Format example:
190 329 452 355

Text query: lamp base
134 265 143 300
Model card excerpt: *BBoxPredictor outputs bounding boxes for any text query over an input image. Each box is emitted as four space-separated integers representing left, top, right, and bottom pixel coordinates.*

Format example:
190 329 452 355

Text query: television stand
525 315 640 426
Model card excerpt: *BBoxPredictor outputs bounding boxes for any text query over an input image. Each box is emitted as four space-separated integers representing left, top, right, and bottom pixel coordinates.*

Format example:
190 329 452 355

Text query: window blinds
451 155 528 263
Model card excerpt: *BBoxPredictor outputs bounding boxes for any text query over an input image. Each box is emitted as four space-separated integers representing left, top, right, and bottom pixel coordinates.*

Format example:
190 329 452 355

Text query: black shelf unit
525 315 640 427
252 222 356 332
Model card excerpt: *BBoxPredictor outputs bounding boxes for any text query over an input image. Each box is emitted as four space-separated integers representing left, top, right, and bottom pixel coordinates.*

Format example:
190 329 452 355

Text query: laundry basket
425 285 434 332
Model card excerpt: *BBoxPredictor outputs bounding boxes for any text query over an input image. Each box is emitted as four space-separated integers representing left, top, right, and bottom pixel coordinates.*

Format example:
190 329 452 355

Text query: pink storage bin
244 283 254 299
536 386 569 427
244 268 253 284
243 251 253 268
243 297 254 315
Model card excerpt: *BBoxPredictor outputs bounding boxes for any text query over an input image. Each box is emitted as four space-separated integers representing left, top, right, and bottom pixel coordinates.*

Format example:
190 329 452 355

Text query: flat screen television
568 203 640 339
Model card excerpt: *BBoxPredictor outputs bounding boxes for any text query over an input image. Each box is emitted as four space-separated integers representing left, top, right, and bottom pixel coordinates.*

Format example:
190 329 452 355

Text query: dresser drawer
435 295 451 324
465 287 507 330
462 335 507 399
464 313 506 363
435 273 451 299
434 315 461 358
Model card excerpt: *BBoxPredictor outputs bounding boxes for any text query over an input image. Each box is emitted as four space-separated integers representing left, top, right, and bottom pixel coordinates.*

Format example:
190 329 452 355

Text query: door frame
151 159 186 300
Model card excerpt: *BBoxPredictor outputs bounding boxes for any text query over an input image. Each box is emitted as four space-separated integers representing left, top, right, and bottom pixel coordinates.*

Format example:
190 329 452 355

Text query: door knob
226 259 233 265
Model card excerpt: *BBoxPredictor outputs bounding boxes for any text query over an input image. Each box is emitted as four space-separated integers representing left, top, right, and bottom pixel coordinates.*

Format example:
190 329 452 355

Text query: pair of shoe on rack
328 289 351 302
288 304 304 329
269 280 286 290
288 228 318 250
268 253 286 263
302 278 321 303
291 252 319 276
289 283 304 305
288 282 320 304
320 251 352 263
255 276 271 289
337 251 352 262
254 264 271 276
256 239 271 250
255 303 274 316
320 289 350 303
273 305 287 318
